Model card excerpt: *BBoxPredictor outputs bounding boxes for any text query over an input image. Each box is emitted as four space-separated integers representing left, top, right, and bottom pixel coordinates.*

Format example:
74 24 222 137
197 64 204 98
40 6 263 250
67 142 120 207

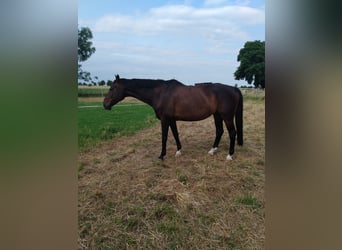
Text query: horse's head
103 74 125 110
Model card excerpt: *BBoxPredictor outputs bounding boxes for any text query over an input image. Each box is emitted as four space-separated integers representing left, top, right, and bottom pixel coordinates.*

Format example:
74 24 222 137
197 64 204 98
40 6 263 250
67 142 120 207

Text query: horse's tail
235 88 243 146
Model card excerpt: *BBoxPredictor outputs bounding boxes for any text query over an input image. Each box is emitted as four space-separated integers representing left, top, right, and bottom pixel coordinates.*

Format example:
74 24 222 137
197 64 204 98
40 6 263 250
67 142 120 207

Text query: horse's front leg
170 119 182 157
159 118 170 160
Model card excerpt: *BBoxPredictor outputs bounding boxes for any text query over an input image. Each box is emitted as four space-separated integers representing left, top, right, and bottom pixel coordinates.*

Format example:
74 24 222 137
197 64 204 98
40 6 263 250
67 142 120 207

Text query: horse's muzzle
103 103 112 110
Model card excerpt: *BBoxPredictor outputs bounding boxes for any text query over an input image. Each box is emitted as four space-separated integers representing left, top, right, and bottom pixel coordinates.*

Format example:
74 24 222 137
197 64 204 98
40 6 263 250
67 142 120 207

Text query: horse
103 75 243 160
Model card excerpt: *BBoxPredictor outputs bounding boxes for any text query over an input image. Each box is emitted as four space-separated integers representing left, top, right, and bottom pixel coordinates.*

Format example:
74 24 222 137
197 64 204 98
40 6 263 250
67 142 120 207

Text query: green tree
234 40 265 89
78 27 96 83
78 27 96 62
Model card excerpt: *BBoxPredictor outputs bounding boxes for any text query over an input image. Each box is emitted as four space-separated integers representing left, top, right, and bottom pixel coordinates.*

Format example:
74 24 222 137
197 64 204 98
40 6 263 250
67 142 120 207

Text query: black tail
235 88 243 145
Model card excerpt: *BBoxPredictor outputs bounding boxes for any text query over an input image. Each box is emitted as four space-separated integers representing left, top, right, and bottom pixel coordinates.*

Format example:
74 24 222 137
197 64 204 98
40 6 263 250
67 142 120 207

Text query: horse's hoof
226 154 233 161
175 150 182 157
208 147 218 155
158 155 164 160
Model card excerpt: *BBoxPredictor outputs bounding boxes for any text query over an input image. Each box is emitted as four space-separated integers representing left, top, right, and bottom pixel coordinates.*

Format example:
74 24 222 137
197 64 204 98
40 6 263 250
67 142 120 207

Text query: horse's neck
125 87 156 107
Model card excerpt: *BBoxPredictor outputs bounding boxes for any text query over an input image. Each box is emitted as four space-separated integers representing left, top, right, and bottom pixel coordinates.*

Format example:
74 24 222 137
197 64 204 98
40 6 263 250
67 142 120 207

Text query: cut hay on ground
78 92 264 249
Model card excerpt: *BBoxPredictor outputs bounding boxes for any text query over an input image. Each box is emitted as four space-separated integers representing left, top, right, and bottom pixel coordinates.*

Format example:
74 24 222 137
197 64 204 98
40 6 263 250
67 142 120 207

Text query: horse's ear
115 74 120 81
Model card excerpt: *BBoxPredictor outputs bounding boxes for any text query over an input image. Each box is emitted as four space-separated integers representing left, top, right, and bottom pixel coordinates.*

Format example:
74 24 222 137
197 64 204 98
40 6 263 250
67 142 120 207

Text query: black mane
195 82 213 86
121 78 184 89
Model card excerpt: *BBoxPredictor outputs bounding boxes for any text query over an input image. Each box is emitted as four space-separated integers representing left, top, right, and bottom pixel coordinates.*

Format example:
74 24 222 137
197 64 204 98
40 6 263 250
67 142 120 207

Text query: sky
79 0 264 85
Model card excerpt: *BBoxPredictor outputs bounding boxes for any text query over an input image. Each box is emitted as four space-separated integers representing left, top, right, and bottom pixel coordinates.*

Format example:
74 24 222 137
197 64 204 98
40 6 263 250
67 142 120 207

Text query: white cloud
93 4 264 39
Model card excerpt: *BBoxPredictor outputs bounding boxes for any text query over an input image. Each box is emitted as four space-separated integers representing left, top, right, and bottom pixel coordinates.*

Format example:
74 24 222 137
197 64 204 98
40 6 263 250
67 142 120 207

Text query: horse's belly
176 113 212 121
173 89 216 121
174 105 213 121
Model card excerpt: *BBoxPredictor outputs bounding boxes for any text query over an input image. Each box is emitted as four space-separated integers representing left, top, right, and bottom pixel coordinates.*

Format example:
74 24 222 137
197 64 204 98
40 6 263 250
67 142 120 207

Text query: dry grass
78 90 265 249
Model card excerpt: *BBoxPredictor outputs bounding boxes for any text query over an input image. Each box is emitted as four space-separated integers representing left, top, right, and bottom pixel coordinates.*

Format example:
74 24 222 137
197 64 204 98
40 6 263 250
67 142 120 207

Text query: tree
234 40 265 89
106 80 113 86
78 27 96 84
98 80 106 86
78 27 96 62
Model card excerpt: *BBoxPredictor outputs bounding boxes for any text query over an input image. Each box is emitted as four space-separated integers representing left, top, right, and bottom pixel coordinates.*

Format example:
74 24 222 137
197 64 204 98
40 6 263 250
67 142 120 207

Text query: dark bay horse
103 75 243 160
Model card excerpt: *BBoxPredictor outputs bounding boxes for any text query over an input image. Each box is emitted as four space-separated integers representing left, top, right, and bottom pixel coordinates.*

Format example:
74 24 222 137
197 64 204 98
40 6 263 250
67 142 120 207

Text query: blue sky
79 0 264 85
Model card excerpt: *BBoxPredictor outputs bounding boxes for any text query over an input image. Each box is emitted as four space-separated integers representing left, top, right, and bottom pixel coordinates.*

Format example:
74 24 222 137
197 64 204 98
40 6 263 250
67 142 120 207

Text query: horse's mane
121 78 184 89
195 82 213 86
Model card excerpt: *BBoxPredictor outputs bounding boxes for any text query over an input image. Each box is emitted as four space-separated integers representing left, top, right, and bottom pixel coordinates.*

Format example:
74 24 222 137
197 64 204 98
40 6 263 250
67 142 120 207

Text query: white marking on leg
175 150 182 157
208 147 218 155
226 154 233 161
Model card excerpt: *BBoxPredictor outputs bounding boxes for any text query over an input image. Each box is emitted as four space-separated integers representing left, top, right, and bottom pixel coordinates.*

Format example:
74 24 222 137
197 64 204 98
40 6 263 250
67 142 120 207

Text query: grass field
78 89 265 249
78 102 157 150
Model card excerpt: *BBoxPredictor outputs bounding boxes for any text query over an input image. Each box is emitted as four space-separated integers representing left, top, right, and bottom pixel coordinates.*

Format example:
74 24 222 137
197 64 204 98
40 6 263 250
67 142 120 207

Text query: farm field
78 101 157 151
78 89 265 249
78 85 109 97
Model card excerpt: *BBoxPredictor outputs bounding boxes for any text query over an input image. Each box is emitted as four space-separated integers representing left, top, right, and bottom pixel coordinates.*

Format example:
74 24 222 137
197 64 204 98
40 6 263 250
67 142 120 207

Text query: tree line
78 27 265 89
78 81 114 87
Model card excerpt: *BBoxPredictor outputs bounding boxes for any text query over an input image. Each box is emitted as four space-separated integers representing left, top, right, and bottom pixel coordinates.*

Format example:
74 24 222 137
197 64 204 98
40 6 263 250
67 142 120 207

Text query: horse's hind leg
208 113 224 155
170 119 182 157
224 119 236 160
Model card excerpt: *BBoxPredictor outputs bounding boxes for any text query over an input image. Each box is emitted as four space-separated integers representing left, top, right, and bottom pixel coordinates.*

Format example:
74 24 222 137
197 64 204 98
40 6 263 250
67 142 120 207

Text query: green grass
78 102 157 150
178 175 189 185
236 195 262 209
